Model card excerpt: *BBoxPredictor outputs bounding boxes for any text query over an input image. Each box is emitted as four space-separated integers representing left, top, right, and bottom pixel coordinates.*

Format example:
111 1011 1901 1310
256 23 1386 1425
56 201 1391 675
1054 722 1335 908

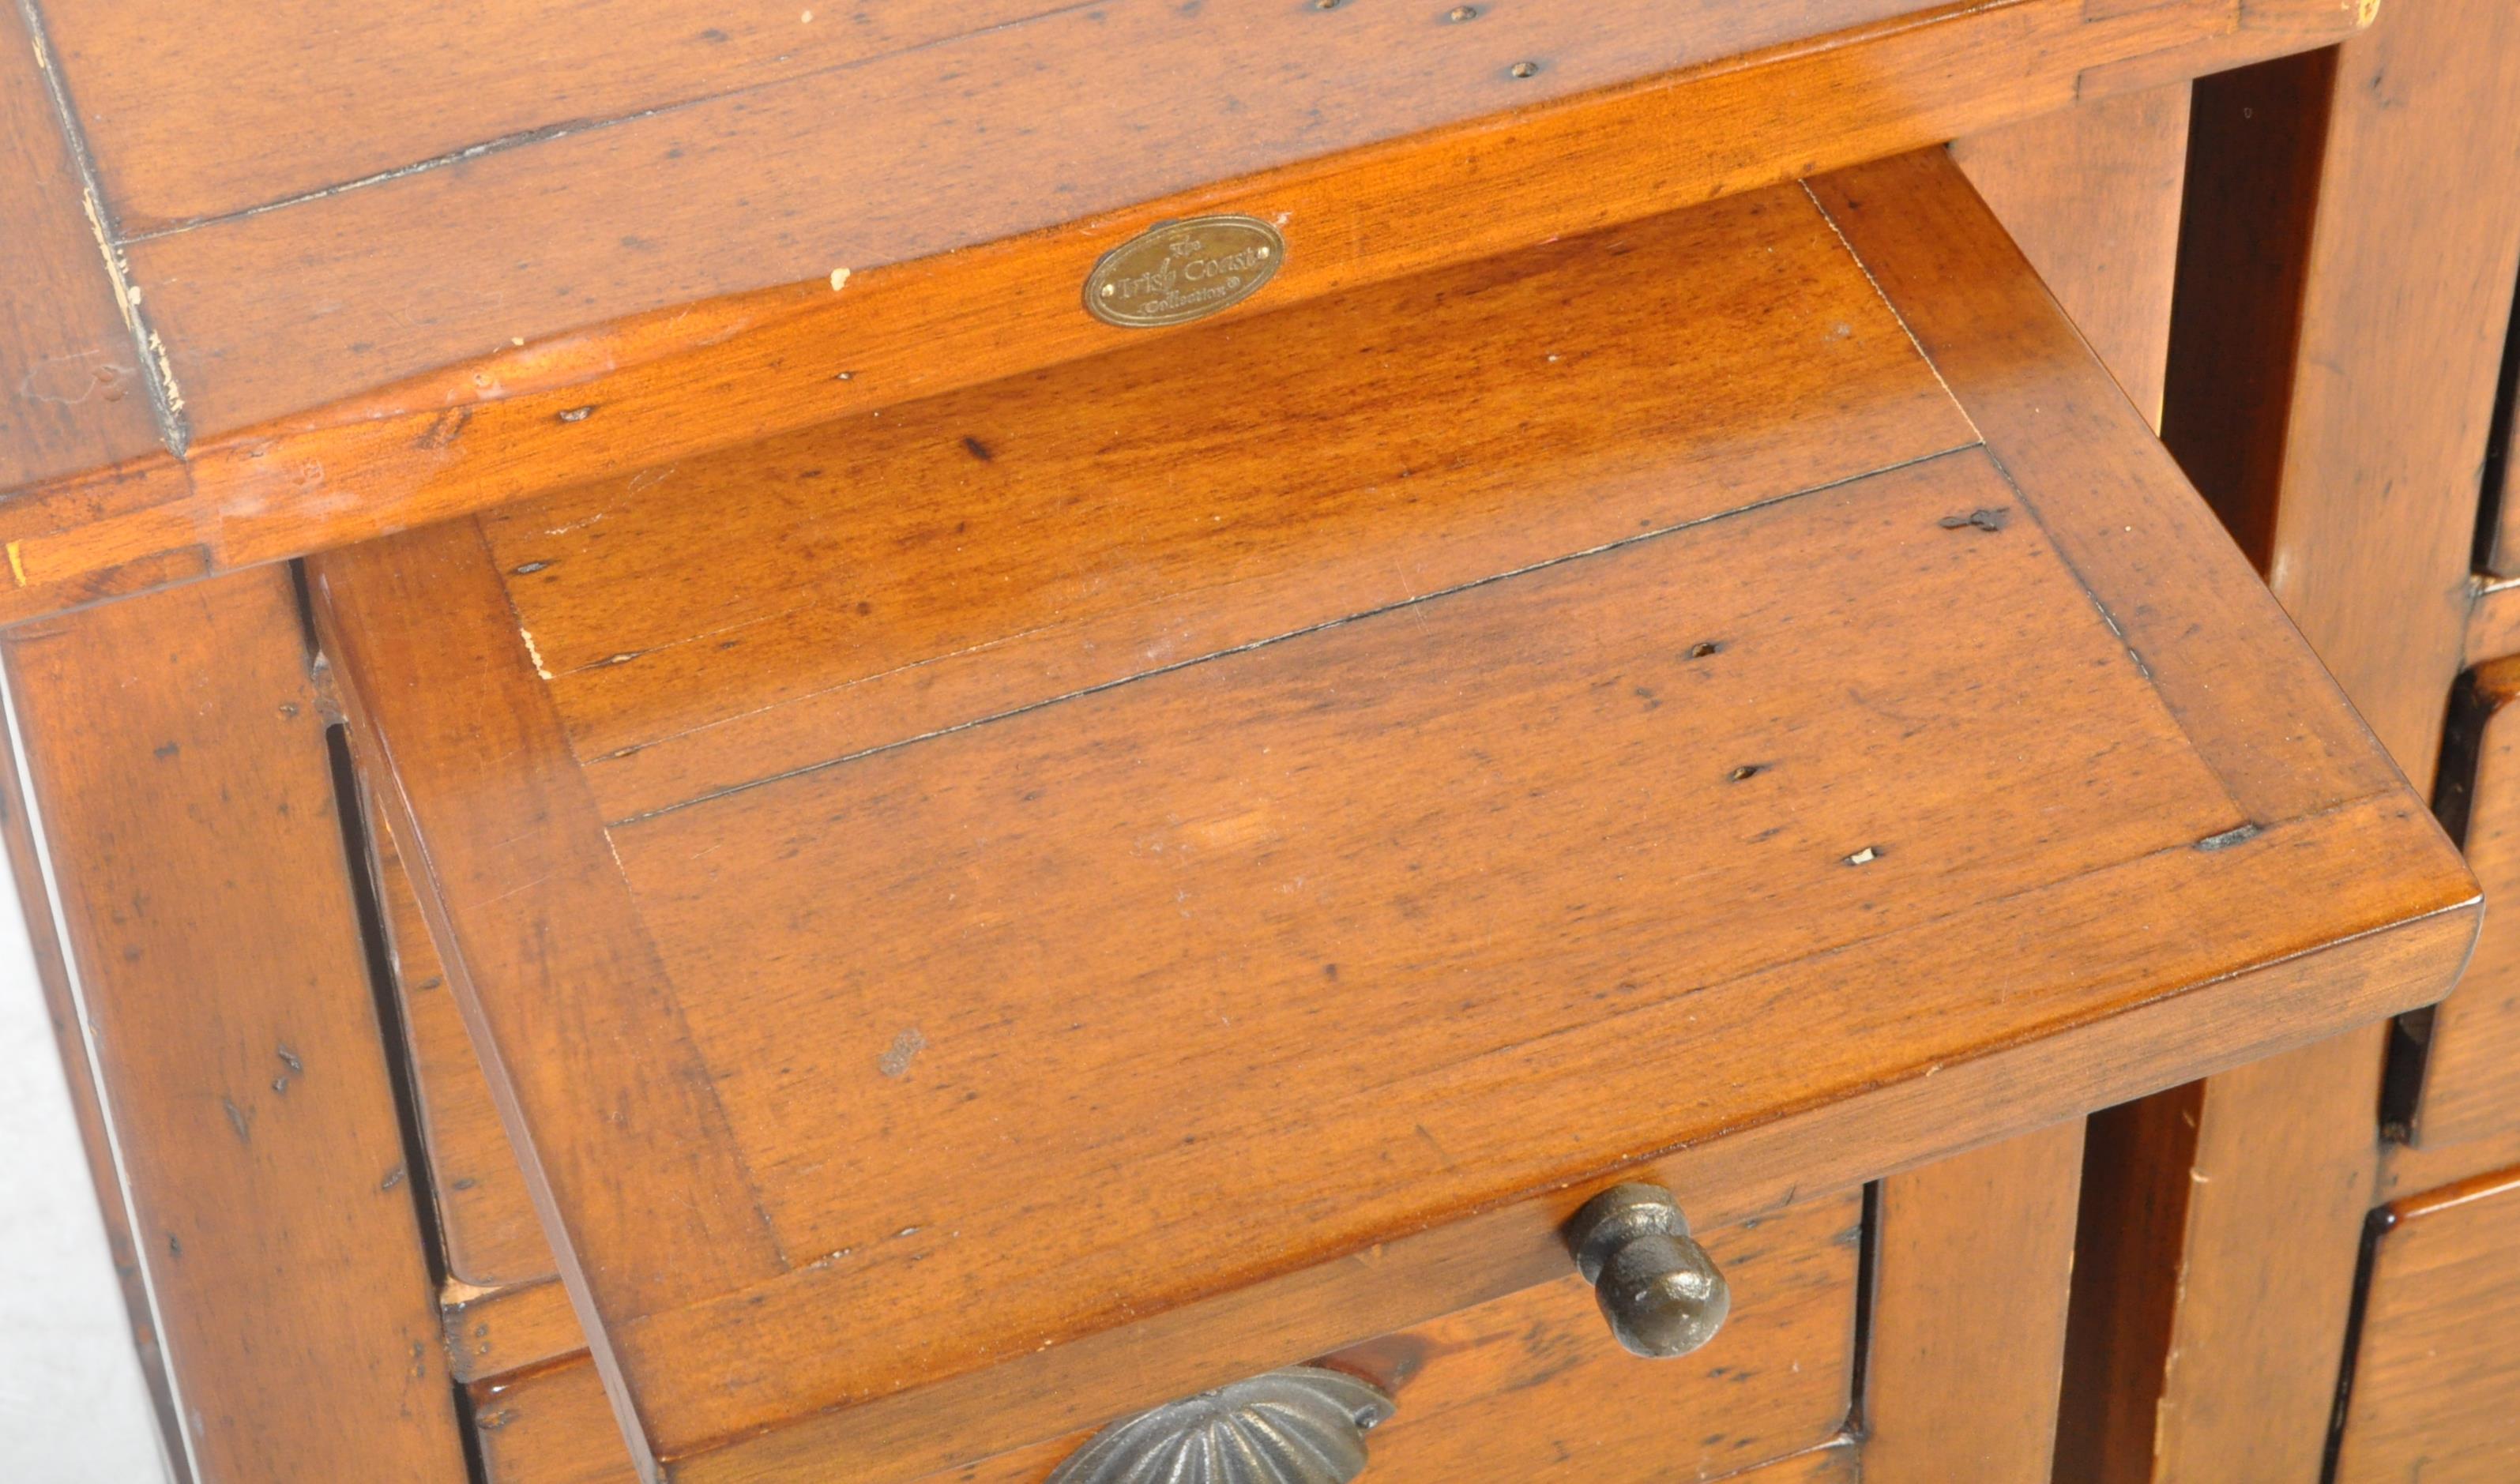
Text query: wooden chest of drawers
297 149 2471 1482
11 2 2516 1482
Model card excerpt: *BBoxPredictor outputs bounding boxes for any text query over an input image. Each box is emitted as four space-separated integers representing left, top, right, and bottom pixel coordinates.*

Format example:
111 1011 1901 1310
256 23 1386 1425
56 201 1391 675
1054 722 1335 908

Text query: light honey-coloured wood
472 1197 1861 1483
2331 1167 2520 1483
1953 83 2191 428
2 567 469 1482
314 156 2477 1481
1866 1121 2085 1482
0 0 2374 631
2077 4 2520 1473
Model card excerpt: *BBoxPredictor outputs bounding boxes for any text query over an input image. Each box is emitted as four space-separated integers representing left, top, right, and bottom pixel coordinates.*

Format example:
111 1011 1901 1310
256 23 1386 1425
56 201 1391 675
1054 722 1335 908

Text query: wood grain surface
0 0 2371 632
2396 659 2520 1150
1952 83 2191 428
312 155 2477 1481
0 1 161 490
2072 2 2520 1474
474 1197 1859 1483
96 0 2350 436
1807 148 2403 827
1865 1121 2085 1483
481 186 1969 821
2 566 469 1482
1928 113 2191 1484
1327 1193 1859 1480
0 594 188 1477
369 816 562 1290
2330 1167 2520 1483
446 1277 586 1388
2465 576 2520 667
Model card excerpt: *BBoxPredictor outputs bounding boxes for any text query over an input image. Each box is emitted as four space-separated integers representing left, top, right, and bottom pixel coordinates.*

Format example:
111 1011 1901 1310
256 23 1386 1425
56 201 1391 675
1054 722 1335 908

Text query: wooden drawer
2392 659 2520 1151
2332 1167 2520 1482
470 1194 1860 1483
311 148 2475 1482
372 818 557 1292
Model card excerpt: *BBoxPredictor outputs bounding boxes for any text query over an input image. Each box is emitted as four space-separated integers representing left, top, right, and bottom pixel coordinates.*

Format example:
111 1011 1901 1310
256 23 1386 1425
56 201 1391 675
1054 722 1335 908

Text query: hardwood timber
482 188 1970 822
311 159 2477 1482
1952 83 2191 429
2067 4 2520 1475
1326 1192 1860 1481
1807 148 2402 826
2481 297 2520 580
0 0 163 490
2052 1082 2207 1481
371 816 561 1290
2394 659 2520 1150
2169 17 2520 786
110 0 2364 435
472 1362 641 1484
1864 1121 2085 1483
447 1278 589 1388
1720 1447 1861 1484
2466 576 2520 667
2383 1121 2520 1203
1 565 470 1482
478 1198 1859 1483
0 0 2371 629
1921 117 2187 1484
0 593 188 1477
2330 1167 2520 1483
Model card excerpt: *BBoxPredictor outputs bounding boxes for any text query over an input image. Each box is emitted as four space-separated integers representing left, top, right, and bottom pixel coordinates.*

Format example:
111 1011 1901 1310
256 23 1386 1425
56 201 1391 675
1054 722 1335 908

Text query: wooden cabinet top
3 0 2370 626
310 149 2477 1482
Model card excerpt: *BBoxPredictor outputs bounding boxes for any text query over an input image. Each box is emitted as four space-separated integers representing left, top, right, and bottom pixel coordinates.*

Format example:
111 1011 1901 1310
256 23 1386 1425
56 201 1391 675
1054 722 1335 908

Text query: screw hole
1728 765 1760 782
1447 3 1478 17
1687 641 1721 659
1509 58 1539 77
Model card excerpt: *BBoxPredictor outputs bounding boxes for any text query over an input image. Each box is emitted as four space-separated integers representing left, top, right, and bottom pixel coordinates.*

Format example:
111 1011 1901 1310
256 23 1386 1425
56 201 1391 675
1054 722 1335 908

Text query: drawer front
312 148 2473 1480
471 1193 1860 1483
370 814 559 1291
2399 659 2520 1147
2333 1168 2520 1482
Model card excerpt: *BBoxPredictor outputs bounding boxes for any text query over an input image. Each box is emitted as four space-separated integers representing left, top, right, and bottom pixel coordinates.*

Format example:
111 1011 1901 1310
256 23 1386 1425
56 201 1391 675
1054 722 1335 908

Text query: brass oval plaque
1085 216 1285 328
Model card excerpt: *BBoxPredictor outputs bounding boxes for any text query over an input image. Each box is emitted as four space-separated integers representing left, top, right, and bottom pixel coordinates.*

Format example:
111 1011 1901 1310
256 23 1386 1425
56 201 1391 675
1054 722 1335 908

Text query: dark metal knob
1044 1366 1395 1484
1566 1182 1730 1358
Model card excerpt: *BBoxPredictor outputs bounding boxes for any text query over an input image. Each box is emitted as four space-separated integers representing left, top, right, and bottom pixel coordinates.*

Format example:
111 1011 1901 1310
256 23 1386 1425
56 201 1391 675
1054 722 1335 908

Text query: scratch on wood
5 542 24 588
15 0 189 451
220 1095 254 1142
518 626 556 681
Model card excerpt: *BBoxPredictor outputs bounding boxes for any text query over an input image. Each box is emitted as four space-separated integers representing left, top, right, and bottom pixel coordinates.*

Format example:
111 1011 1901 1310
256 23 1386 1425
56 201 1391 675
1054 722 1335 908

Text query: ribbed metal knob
1565 1182 1730 1358
1044 1366 1395 1484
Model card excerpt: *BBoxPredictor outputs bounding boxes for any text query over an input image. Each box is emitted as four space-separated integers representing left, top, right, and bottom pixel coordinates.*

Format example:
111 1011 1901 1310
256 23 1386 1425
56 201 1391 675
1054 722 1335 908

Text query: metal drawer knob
1566 1182 1731 1358
1044 1366 1396 1484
